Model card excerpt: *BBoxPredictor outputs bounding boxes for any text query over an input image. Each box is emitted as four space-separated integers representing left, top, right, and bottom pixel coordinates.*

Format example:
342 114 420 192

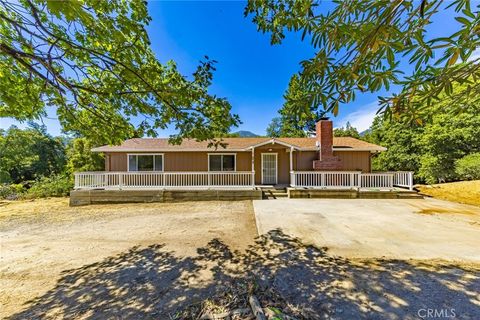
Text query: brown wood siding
165 152 251 171
105 152 252 172
333 151 371 172
293 151 317 171
105 149 371 181
253 145 290 184
104 154 110 171
165 152 207 171
108 153 127 171
235 152 252 171
294 150 371 172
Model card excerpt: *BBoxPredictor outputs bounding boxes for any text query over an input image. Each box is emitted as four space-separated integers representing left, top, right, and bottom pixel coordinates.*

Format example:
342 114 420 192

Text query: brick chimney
313 118 342 170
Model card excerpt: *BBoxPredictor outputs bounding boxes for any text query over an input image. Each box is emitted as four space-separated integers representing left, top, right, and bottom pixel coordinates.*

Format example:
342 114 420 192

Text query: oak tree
0 0 239 144
245 0 480 122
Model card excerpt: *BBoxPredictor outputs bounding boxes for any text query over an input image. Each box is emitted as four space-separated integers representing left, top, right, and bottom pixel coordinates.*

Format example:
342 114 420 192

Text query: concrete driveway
253 198 480 262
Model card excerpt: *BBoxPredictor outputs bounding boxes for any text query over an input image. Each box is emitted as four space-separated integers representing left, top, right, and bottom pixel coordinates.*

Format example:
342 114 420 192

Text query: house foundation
70 189 263 206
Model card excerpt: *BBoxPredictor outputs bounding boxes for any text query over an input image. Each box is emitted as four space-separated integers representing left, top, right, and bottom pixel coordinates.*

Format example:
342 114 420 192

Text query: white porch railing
290 171 360 188
388 171 414 190
74 171 255 189
291 171 414 190
360 173 393 188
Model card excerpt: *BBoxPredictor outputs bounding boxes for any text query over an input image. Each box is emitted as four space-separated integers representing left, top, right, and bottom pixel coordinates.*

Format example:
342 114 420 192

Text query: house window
128 154 163 171
208 154 236 171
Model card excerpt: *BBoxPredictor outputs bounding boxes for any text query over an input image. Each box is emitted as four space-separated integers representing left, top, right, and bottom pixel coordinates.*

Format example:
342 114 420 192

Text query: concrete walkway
253 198 480 262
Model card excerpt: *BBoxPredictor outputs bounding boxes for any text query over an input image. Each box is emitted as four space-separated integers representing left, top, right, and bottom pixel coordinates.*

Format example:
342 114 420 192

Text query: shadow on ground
9 230 480 319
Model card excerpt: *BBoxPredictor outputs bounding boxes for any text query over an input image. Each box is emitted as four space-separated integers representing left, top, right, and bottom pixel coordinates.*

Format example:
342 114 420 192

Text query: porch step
397 192 424 199
260 188 288 200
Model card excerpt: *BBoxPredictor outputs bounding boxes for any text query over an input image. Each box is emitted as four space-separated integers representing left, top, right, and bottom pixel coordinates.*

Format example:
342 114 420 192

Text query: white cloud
335 101 379 132
467 48 480 62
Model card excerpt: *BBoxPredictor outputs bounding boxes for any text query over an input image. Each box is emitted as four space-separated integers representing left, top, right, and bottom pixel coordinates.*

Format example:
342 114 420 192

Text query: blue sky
0 1 464 136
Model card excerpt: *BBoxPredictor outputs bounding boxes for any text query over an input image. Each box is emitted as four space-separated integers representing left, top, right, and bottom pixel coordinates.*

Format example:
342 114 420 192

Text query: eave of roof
91 137 386 153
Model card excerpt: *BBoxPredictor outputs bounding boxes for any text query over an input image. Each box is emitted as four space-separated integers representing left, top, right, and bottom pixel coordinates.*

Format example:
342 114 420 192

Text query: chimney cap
319 116 330 121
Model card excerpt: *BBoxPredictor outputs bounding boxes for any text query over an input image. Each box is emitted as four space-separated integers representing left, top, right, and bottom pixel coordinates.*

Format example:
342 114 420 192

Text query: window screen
209 155 222 171
137 155 154 171
128 155 163 171
209 154 235 171
222 155 235 171
154 155 163 172
128 155 137 171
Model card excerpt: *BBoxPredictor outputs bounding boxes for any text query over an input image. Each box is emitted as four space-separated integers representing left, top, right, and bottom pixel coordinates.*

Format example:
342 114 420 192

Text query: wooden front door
261 153 277 184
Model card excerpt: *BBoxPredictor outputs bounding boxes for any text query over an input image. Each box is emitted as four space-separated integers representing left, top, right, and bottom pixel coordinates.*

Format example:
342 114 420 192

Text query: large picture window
128 154 163 171
208 154 235 171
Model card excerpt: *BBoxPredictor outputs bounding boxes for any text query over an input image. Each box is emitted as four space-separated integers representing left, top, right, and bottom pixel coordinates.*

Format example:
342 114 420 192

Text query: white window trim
207 153 237 172
127 153 164 172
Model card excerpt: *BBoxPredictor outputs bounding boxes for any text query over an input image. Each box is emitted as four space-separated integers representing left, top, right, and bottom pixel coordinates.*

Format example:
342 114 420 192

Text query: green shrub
26 174 73 198
455 153 480 180
0 183 25 200
418 154 446 184
0 170 12 184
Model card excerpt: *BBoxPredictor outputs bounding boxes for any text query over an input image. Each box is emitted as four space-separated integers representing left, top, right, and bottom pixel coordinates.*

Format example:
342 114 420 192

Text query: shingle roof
92 137 386 152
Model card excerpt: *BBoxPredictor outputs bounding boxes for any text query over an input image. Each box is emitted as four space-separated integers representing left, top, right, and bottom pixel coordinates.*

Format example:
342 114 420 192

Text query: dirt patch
0 199 257 318
416 207 477 215
4 230 479 320
418 180 480 207
2 198 480 319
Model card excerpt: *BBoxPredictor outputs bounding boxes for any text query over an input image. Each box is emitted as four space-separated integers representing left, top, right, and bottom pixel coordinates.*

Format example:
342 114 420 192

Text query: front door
261 153 277 184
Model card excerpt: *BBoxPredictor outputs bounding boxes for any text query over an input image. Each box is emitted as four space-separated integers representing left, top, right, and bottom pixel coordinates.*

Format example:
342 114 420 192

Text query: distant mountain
359 129 371 137
233 130 259 137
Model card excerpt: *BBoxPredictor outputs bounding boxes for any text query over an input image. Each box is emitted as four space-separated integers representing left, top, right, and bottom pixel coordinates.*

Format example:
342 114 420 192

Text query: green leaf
455 16 470 25
447 50 460 66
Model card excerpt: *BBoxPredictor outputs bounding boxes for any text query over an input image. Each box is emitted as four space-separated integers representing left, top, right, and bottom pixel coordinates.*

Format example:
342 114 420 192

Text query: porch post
289 147 293 172
289 147 294 186
251 147 255 187
408 171 414 191
119 172 123 190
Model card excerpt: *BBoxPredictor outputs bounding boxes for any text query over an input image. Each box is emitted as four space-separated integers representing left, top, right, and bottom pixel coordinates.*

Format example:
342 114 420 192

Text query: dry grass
417 180 480 207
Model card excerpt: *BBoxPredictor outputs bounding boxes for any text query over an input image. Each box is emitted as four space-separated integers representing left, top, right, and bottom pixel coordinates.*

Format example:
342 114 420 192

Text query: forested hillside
0 124 103 199
365 87 480 183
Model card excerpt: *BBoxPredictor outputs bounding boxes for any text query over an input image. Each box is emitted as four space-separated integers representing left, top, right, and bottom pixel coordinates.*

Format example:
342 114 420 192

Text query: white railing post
251 171 255 187
290 171 296 187
119 173 123 190
408 171 413 191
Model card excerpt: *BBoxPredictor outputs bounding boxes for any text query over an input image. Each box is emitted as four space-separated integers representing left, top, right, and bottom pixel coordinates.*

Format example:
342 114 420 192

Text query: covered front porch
75 138 414 191
74 170 414 191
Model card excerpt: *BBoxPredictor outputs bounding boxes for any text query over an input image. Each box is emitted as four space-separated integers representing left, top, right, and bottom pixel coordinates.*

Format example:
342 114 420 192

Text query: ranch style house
73 119 414 192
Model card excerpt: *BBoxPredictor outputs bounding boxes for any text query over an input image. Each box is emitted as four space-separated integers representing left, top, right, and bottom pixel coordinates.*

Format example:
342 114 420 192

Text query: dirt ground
1 198 479 319
0 198 257 319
